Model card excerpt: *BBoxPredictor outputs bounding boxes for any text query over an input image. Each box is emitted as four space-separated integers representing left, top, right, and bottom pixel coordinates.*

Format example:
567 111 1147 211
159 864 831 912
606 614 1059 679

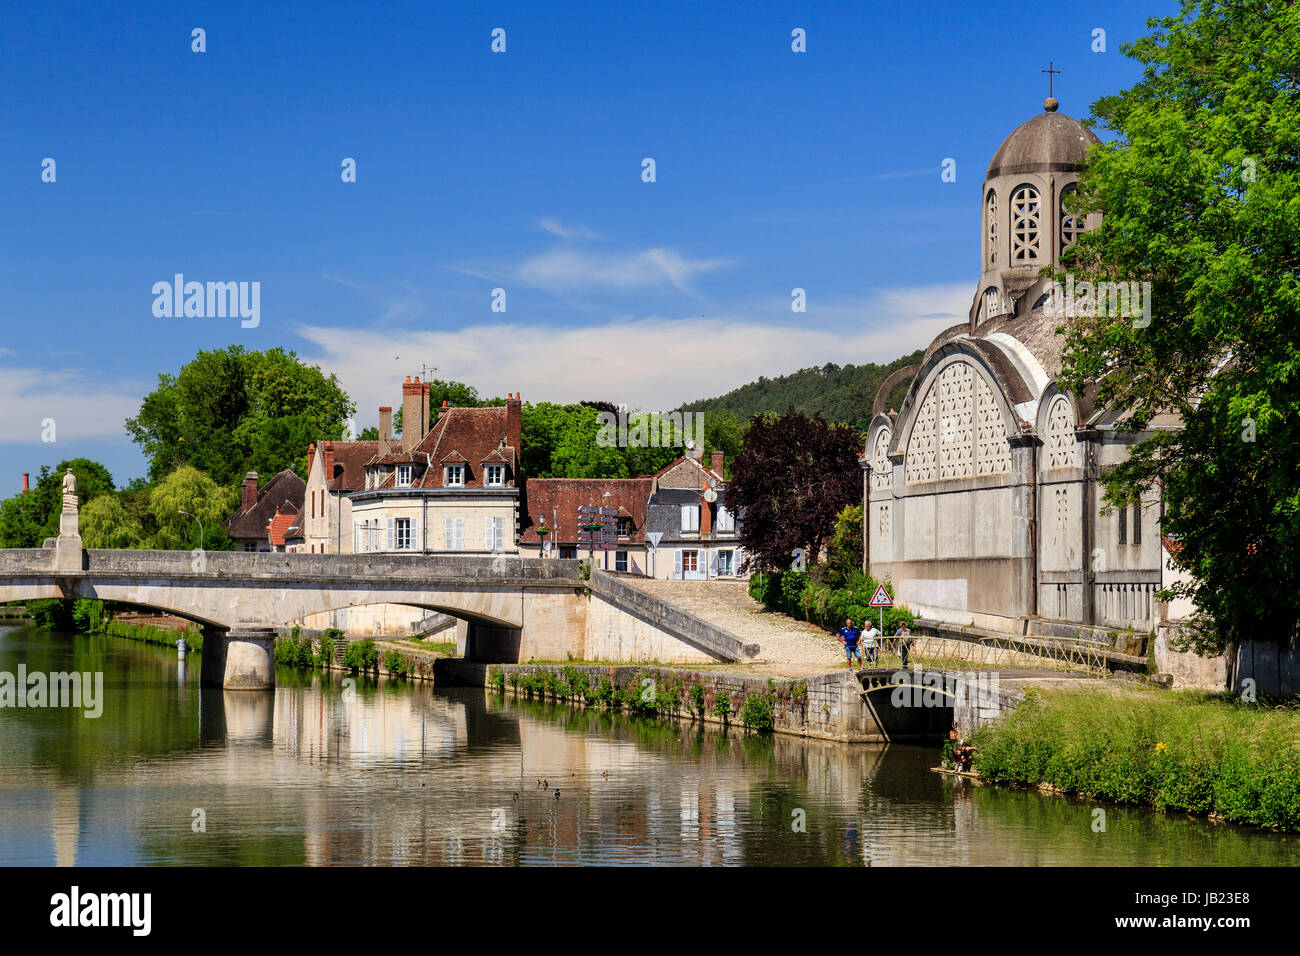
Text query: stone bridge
0 548 758 690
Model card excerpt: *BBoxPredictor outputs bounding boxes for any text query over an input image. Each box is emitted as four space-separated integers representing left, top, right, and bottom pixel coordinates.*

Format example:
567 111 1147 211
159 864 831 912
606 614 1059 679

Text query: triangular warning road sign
868 584 893 607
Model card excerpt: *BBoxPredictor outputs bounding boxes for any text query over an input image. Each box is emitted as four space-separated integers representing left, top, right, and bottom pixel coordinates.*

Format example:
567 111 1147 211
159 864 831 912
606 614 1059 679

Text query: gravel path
620 579 849 677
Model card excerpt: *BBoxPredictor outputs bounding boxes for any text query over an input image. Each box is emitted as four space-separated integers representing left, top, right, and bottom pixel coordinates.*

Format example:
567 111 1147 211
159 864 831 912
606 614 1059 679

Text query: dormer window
485 464 504 487
397 465 412 488
445 464 464 487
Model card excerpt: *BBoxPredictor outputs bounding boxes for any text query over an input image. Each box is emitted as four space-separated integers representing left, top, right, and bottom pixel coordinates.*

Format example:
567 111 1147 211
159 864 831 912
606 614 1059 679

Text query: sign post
868 583 893 646
646 531 663 579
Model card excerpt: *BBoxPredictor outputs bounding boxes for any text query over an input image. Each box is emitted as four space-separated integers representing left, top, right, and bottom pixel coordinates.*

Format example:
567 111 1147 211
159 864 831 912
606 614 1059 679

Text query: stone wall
1154 622 1227 691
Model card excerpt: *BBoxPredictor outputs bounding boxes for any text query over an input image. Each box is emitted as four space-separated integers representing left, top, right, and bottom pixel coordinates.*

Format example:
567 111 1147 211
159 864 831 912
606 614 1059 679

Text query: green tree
125 346 355 485
0 459 115 547
1059 0 1300 653
825 504 864 587
81 495 145 549
148 466 237 550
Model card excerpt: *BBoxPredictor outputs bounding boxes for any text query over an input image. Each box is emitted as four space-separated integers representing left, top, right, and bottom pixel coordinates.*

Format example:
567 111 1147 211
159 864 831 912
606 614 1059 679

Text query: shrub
27 599 74 631
739 693 776 732
689 682 706 715
382 649 409 678
342 638 379 673
713 693 732 719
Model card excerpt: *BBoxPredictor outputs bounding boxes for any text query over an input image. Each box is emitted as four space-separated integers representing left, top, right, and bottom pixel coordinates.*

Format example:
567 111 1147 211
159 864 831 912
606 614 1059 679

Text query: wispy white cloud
295 281 969 417
514 247 732 294
537 217 602 240
0 364 142 443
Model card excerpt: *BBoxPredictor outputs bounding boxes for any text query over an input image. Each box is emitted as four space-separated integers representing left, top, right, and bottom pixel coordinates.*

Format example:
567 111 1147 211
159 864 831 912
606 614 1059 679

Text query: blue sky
0 0 1172 486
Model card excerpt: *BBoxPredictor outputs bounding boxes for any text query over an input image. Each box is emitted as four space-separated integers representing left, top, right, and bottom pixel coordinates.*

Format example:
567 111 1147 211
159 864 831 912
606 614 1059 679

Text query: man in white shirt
861 622 881 665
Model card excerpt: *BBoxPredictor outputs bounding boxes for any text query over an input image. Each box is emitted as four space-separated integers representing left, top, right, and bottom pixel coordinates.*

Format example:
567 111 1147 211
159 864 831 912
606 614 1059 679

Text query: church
864 94 1186 637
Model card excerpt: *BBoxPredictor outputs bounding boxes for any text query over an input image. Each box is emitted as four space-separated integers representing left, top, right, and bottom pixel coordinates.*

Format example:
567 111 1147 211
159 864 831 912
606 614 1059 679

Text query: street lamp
602 492 612 571
178 510 205 551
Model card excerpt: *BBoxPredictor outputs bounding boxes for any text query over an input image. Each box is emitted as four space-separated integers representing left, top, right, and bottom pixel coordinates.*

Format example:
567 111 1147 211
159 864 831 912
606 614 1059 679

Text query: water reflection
0 624 1297 866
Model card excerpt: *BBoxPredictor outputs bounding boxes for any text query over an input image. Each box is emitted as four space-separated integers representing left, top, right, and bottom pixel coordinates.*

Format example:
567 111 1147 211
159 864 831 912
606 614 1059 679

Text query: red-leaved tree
725 410 863 572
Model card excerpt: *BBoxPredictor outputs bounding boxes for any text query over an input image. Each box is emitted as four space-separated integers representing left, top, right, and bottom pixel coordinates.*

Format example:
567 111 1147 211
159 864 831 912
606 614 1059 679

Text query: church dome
985 102 1101 179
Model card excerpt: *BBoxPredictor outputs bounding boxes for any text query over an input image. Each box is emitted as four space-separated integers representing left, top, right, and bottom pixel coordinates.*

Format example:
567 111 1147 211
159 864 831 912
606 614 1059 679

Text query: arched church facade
864 97 1176 635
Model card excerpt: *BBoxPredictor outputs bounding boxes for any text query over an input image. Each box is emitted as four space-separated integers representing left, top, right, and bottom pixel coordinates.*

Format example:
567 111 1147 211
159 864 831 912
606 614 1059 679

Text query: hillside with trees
676 350 923 433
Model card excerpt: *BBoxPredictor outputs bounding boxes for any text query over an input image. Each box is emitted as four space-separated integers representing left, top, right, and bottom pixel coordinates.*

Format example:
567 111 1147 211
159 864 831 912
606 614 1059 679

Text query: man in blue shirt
837 618 862 669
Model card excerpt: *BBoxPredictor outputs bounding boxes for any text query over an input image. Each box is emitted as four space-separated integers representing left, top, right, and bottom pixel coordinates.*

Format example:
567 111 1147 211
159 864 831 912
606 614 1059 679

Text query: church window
1010 185 1041 261
1044 395 1078 469
983 287 1003 322
1060 184 1083 255
1132 506 1142 546
871 426 892 491
1118 506 1127 545
985 190 998 267
904 361 1011 484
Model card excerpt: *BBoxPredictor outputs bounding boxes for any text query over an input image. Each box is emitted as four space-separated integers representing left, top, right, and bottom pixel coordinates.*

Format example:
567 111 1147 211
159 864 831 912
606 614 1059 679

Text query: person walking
837 618 863 670
894 621 914 668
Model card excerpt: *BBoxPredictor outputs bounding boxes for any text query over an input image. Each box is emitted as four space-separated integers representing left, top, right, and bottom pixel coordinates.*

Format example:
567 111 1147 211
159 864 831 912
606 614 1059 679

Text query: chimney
242 472 259 512
307 443 316 474
401 376 425 451
506 392 521 461
323 442 336 484
710 451 724 478
378 406 392 456
700 485 712 536
422 381 431 438
22 473 29 494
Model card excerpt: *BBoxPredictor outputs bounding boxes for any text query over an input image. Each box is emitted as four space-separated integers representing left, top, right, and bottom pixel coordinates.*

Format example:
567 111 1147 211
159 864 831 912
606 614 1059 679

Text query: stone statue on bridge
61 469 78 514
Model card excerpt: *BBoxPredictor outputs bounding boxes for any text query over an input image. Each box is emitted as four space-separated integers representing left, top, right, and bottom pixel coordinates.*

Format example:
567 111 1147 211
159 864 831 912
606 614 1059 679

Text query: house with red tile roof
301 438 378 553
519 477 654 572
644 451 744 579
223 469 306 552
347 377 523 555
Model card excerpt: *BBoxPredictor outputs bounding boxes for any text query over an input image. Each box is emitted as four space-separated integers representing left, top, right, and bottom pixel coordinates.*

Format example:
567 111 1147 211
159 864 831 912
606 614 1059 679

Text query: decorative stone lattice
986 190 998 267
1059 184 1082 255
983 287 1002 323
905 361 1011 484
871 426 892 491
1044 395 1078 469
1011 184 1041 261
878 503 891 543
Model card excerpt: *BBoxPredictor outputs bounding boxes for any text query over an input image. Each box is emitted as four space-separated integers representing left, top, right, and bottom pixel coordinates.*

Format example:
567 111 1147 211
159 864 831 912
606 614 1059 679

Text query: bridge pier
200 624 277 691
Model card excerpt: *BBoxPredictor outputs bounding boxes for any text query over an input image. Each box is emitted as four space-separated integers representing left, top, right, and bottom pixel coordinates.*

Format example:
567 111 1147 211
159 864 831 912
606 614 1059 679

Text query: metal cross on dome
1042 61 1061 99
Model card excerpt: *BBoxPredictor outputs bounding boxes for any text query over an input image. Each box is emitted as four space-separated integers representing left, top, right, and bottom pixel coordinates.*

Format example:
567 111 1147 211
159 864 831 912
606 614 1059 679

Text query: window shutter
353 522 360 552
444 517 454 550
674 549 683 579
386 518 394 551
485 515 495 551
412 519 420 552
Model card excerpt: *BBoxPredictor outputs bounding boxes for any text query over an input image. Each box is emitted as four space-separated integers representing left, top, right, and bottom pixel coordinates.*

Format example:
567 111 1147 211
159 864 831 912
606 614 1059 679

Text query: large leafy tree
726 410 863 571
1060 0 1300 652
0 458 115 547
148 466 237 551
126 346 354 485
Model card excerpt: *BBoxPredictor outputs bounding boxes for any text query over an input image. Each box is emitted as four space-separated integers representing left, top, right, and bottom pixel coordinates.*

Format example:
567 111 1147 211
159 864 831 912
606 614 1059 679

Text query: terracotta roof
367 404 520 489
268 509 298 548
223 469 305 539
323 441 379 492
519 477 653 545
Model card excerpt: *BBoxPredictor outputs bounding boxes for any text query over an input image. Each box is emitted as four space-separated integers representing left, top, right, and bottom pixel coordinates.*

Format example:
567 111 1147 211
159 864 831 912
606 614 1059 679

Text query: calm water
1 623 1296 866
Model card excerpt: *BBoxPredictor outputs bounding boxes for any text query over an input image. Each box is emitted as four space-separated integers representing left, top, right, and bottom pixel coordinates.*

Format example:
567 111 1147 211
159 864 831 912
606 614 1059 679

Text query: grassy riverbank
973 686 1300 831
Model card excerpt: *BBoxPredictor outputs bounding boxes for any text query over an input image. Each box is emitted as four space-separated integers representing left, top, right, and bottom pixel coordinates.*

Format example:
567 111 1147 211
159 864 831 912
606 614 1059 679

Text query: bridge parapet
73 550 587 586
0 549 53 574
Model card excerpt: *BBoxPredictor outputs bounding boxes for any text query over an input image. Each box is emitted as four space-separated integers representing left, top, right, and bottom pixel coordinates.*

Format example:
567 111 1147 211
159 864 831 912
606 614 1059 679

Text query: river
1 624 1296 866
